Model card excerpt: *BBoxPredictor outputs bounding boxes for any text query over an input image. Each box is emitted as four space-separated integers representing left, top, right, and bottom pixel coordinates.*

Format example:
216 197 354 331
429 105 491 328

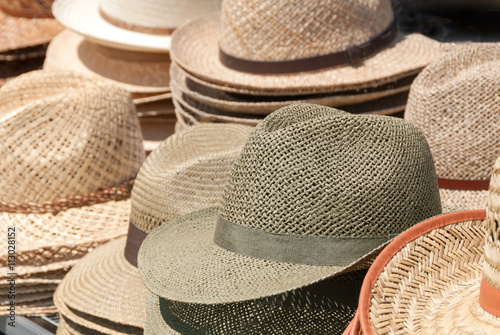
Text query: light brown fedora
405 43 500 211
170 0 442 93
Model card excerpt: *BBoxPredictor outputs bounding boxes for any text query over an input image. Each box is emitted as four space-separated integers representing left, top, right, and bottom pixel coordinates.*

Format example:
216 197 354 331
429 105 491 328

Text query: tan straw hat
352 155 500 334
170 0 442 93
44 29 171 94
405 43 500 211
52 0 221 52
0 70 145 272
138 103 442 333
54 124 253 333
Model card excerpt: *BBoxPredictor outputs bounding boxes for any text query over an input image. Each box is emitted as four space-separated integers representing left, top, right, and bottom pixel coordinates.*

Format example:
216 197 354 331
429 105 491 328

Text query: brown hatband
123 222 148 267
437 178 490 191
219 19 397 74
479 279 500 318
0 179 134 214
99 8 175 36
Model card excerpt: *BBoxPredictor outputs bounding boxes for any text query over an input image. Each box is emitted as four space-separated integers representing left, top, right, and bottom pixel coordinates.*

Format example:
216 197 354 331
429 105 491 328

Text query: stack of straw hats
54 124 252 334
405 43 500 211
45 0 221 152
0 0 63 86
347 154 500 335
170 0 444 129
0 70 145 315
137 103 443 334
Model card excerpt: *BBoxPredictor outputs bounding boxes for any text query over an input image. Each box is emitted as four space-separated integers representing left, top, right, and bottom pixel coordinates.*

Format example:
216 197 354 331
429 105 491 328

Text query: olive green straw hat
139 103 443 333
54 124 253 334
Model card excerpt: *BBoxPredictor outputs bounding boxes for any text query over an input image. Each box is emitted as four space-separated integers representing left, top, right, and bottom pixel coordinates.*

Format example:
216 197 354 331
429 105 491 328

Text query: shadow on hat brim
356 210 497 334
170 14 443 93
53 0 171 52
44 30 171 94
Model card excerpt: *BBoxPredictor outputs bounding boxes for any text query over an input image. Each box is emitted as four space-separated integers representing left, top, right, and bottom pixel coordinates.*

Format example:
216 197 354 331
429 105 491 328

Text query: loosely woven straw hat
170 0 442 93
52 0 221 52
54 124 252 333
405 43 500 211
351 155 500 334
139 103 442 307
0 70 145 271
44 29 171 94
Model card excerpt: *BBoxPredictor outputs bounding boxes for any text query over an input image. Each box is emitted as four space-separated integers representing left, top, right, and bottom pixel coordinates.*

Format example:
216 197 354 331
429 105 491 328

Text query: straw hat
54 124 253 333
0 0 63 53
353 155 500 334
170 0 442 93
139 104 441 321
405 43 500 211
0 70 145 270
52 0 221 52
44 29 171 94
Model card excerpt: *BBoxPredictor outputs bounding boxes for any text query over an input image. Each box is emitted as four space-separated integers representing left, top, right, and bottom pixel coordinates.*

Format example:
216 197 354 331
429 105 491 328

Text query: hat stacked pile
53 123 252 334
138 103 443 334
0 0 63 86
170 0 444 129
45 0 221 152
0 70 145 316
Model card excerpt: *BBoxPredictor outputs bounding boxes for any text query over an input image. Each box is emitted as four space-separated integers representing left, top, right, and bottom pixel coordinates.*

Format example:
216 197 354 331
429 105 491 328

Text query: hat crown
99 0 221 30
484 157 500 291
130 124 252 233
0 70 145 204
405 44 500 180
219 0 393 62
219 104 441 239
1 0 54 17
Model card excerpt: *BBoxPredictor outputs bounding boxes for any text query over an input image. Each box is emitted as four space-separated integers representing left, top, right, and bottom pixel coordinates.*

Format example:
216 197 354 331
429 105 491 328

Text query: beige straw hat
171 63 413 115
405 43 500 211
44 29 171 94
52 0 221 52
171 0 442 93
0 70 145 270
139 104 442 306
54 124 253 333
352 155 500 335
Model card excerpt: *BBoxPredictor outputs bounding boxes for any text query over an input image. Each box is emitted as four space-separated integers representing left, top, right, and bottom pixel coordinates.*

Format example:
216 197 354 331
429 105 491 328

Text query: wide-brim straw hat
139 103 442 310
44 29 171 94
170 63 412 115
405 43 500 211
0 70 145 271
351 158 500 334
54 124 253 332
170 11 442 93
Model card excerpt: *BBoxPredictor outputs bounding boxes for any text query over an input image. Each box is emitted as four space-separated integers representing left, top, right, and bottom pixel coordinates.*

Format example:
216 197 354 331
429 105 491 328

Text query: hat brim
357 210 498 334
53 0 171 52
0 299 57 316
138 207 375 304
0 199 130 272
55 237 147 330
44 30 171 94
171 14 442 93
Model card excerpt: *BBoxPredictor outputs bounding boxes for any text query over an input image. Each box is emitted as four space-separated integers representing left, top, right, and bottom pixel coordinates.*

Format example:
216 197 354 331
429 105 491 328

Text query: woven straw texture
405 43 500 211
145 270 368 334
44 30 171 94
484 159 500 295
55 124 252 330
170 62 413 114
171 14 442 92
139 103 441 304
0 70 145 267
0 301 58 316
0 8 62 52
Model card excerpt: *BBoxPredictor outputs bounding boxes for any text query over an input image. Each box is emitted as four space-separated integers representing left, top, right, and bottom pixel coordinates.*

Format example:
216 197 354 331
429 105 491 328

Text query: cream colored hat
52 0 221 52
54 124 253 333
170 0 442 93
405 43 500 211
0 70 145 273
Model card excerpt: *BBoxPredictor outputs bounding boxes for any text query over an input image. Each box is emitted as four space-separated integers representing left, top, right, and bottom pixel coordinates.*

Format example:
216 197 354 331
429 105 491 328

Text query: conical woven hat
138 103 442 305
54 124 253 332
405 43 500 211
52 0 221 52
355 156 500 334
170 0 443 92
0 70 145 270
